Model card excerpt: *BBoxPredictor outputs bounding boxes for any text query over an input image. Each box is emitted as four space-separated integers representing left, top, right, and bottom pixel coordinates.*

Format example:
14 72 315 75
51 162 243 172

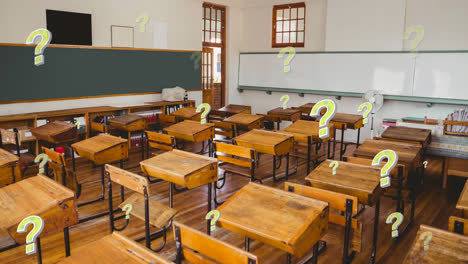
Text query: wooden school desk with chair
216 182 329 264
267 107 301 124
306 159 383 264
285 182 362 264
170 107 201 122
140 149 218 234
0 175 79 262
328 113 364 160
403 224 468 263
107 114 147 159
58 232 174 264
279 120 335 174
233 129 294 181
223 113 265 131
106 165 177 252
212 120 238 144
163 120 214 155
173 221 259 264
71 134 128 221
216 104 252 116
0 127 35 178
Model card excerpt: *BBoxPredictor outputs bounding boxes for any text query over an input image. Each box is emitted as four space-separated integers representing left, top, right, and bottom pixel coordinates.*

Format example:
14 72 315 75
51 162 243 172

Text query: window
272 2 306 48
202 3 224 46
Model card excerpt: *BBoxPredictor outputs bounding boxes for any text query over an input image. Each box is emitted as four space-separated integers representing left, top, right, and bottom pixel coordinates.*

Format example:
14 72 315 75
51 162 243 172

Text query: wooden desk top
353 139 422 166
0 148 19 168
223 113 264 126
59 232 173 264
217 104 251 114
299 103 317 114
164 120 213 136
31 121 78 144
72 134 127 154
306 160 382 205
234 129 293 155
170 107 199 119
268 107 301 116
217 182 329 257
0 175 78 244
140 150 218 188
456 182 468 212
403 225 468 263
331 113 364 129
108 114 145 125
381 126 432 146
283 120 334 141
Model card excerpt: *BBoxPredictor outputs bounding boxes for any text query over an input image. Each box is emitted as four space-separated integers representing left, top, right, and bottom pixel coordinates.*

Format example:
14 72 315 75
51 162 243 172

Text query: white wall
0 0 203 115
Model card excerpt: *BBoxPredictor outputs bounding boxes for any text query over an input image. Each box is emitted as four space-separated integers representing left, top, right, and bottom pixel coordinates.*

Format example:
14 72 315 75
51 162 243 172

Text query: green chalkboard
0 45 201 103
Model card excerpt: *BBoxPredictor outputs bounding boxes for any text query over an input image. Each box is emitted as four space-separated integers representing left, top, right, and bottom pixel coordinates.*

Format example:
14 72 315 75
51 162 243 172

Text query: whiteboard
413 53 468 100
239 53 415 96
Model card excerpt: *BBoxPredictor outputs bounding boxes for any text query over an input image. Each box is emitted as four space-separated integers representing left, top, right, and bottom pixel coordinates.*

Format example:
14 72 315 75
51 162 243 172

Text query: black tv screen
46 10 92 45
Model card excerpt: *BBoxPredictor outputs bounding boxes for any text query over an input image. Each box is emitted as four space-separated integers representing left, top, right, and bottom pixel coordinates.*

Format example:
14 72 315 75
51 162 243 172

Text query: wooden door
202 47 214 105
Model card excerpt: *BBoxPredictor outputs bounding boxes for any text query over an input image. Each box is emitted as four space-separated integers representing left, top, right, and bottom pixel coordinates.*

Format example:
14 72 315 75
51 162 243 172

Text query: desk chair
212 121 238 144
173 221 259 264
448 216 468 235
285 182 361 264
0 128 35 176
106 164 177 252
213 142 257 206
258 114 281 130
158 114 177 131
144 131 176 184
42 147 82 199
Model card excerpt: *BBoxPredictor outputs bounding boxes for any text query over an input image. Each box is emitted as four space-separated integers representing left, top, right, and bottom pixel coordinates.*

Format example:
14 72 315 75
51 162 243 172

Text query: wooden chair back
105 164 149 195
285 182 362 253
214 142 256 169
158 114 177 127
173 221 259 264
41 147 80 195
448 216 468 235
212 121 238 138
145 131 176 151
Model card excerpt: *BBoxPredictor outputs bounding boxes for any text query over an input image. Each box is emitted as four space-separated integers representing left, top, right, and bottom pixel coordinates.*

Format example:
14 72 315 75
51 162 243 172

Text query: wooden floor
0 140 465 264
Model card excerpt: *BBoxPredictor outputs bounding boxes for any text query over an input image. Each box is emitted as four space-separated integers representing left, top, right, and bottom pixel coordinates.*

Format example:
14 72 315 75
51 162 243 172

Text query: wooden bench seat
119 193 177 229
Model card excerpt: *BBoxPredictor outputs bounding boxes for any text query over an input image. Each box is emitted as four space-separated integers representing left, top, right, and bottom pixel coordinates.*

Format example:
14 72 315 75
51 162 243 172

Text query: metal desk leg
340 124 345 161
207 182 212 235
327 141 331 159
36 237 42 264
312 242 319 264
78 165 105 207
307 137 311 174
370 199 380 264
286 253 291 264
64 227 70 257
71 147 76 172
141 131 145 161
332 130 336 159
273 155 277 180
357 128 361 147
169 183 174 208
285 153 289 181
245 237 250 251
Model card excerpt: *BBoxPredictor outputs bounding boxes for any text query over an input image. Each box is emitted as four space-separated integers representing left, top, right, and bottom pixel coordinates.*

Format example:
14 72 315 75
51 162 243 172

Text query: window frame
272 2 306 48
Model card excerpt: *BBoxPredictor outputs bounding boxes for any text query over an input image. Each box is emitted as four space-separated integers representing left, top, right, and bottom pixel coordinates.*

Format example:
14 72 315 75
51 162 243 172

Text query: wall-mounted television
46 9 92 46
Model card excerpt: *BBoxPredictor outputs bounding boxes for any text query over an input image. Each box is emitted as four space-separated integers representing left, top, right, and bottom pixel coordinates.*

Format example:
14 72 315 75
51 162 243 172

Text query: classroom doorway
202 2 226 109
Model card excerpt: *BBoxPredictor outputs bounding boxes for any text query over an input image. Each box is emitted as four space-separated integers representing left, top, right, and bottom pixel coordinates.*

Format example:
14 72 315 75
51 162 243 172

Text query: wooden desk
281 120 334 174
456 182 468 218
108 114 147 153
72 134 128 208
381 126 432 148
31 121 78 144
140 150 217 233
164 120 214 155
170 107 201 121
329 113 364 160
403 225 468 263
0 148 20 185
306 160 382 263
267 107 301 122
0 175 78 257
217 182 328 262
234 129 294 181
223 113 264 131
217 104 251 116
58 232 173 264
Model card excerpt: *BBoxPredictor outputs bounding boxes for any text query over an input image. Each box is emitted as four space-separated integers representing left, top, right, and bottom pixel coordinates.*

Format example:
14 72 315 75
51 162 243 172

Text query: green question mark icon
386 212 403 238
278 47 296 72
357 102 372 124
26 28 51 66
17 216 45 255
196 103 211 125
372 150 398 188
122 204 133 220
310 99 337 139
34 154 49 174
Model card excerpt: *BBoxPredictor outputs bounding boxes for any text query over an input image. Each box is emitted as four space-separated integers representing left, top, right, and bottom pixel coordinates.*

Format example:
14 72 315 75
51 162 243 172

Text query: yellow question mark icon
423 161 428 168
404 25 424 57
372 150 398 188
329 161 339 175
205 210 221 231
122 204 133 220
419 231 432 251
17 216 45 255
26 28 52 66
196 103 211 125
357 102 372 124
310 99 337 139
280 95 290 109
136 15 149 32
386 212 404 238
278 47 296 72
34 154 49 174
